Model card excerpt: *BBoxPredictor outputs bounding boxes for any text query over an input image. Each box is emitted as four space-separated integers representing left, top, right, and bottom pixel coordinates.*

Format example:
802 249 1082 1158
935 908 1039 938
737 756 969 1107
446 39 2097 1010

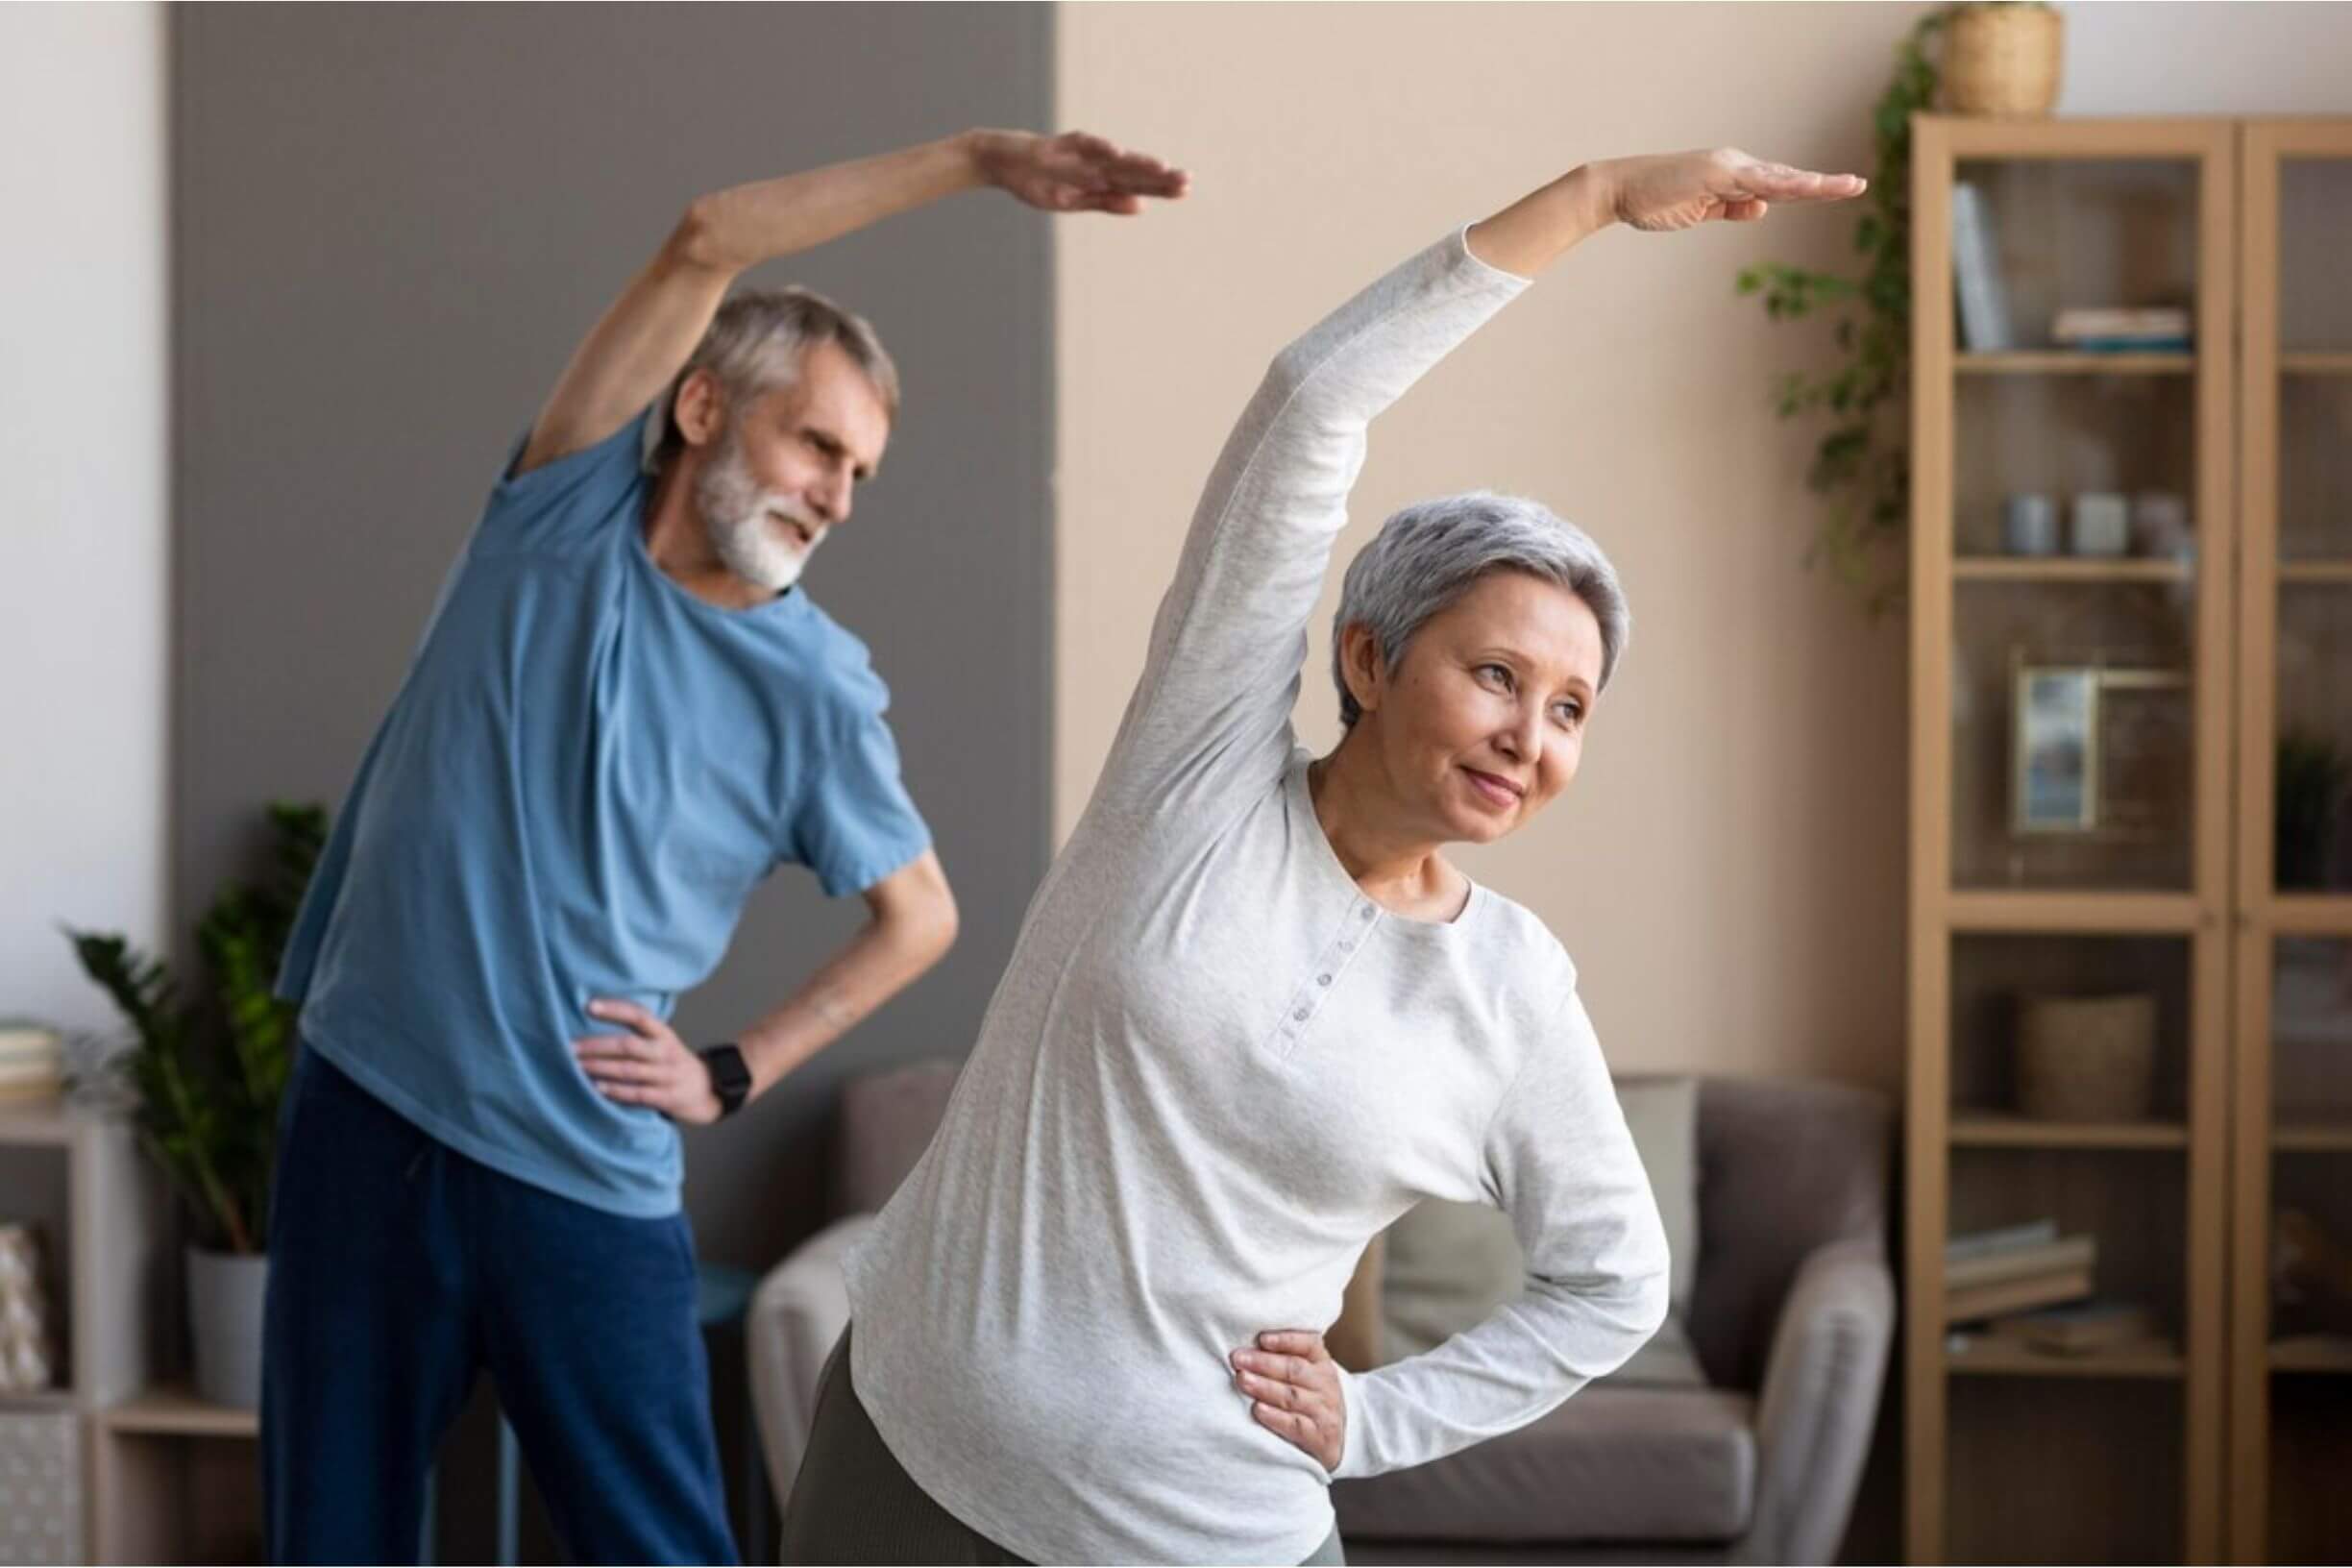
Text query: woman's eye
1477 664 1513 690
1553 701 1582 726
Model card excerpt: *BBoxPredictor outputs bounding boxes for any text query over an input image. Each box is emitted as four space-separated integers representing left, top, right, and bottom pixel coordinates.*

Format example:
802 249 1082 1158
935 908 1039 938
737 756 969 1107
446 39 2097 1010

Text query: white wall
0 4 168 1038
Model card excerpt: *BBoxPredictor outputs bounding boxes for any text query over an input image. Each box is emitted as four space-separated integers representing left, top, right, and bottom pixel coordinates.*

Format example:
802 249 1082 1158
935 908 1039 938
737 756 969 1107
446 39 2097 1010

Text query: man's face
691 339 893 592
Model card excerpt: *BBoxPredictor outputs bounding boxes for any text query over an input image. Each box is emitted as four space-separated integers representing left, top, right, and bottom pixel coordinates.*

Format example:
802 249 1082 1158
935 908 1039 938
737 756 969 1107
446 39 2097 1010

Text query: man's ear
1338 623 1386 719
672 369 728 449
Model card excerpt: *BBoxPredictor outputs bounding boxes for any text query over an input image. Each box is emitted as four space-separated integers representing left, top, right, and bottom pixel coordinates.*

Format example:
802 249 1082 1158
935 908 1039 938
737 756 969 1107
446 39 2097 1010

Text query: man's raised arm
516 130 1188 476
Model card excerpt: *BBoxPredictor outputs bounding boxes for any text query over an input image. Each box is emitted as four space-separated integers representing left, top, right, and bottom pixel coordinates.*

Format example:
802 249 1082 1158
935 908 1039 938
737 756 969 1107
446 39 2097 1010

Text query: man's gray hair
641 284 901 473
1331 490 1630 727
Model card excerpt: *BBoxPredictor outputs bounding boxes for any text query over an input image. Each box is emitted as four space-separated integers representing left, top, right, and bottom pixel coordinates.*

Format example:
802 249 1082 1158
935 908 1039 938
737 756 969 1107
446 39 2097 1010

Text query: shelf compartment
2267 1373 2352 1563
2274 589 2352 893
2283 353 2352 375
1951 582 2198 894
2278 375 2352 562
1948 933 2193 1129
1949 1145 2189 1338
1946 1377 2182 1563
1953 374 2196 559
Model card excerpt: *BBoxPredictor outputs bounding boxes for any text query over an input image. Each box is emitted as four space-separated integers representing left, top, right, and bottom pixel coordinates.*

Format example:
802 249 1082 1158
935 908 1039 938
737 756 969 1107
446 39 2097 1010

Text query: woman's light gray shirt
843 228 1670 1566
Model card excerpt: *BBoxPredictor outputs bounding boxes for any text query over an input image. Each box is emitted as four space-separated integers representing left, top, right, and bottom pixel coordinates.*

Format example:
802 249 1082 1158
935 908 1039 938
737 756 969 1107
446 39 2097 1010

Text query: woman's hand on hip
573 999 723 1126
1232 1330 1346 1472
1596 147 1866 233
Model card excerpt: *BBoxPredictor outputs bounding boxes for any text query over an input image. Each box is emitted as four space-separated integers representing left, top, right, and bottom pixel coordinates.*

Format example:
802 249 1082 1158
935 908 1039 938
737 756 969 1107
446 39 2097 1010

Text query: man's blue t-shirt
277 410 932 1216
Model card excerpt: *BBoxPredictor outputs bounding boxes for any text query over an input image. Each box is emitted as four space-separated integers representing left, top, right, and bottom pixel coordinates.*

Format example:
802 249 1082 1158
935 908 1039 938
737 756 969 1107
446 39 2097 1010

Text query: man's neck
642 466 775 612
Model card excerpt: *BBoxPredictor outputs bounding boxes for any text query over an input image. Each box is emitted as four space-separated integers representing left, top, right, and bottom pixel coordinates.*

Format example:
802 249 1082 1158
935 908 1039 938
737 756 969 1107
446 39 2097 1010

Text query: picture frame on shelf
2014 665 2100 833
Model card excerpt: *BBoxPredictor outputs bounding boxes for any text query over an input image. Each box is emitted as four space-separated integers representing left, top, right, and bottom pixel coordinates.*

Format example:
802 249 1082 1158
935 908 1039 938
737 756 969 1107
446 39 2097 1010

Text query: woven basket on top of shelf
1944 3 2064 117
2017 993 2159 1121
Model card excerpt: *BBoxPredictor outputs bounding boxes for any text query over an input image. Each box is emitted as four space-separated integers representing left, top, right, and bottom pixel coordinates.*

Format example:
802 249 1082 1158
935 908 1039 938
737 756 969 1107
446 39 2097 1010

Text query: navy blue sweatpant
260 1046 736 1565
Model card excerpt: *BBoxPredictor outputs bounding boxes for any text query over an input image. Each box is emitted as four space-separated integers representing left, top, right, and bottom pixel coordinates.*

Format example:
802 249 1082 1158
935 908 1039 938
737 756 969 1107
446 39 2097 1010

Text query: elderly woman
781 146 1866 1566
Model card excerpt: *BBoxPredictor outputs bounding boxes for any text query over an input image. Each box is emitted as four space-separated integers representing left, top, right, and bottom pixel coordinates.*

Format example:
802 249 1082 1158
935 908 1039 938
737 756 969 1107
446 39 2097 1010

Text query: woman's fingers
1256 1330 1329 1360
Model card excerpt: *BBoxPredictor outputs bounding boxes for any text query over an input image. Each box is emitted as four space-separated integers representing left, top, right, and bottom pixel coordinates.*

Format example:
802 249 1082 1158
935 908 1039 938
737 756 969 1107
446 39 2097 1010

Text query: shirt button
1339 940 1355 952
1316 974 1332 987
1358 907 1375 922
1293 1008 1311 1022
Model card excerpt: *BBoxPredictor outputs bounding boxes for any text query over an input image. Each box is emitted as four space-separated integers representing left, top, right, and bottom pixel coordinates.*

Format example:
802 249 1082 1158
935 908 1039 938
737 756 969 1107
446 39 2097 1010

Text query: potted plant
2277 729 2351 891
65 802 326 1409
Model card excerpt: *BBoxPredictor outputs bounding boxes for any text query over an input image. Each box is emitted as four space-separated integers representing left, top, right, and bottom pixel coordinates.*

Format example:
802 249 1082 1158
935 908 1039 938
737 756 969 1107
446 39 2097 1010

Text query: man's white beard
695 424 822 594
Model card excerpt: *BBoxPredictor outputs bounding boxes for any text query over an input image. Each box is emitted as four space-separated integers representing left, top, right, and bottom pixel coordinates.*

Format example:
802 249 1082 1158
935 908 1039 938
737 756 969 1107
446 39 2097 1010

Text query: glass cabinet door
2236 123 2352 1568
1946 156 2212 894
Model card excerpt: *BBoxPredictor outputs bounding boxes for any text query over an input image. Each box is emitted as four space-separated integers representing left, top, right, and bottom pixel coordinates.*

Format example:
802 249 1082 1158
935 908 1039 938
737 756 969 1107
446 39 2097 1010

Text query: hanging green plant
1736 8 1950 617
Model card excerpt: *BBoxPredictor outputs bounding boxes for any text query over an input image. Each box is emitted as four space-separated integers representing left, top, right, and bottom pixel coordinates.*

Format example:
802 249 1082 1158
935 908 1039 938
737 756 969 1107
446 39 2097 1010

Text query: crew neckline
1286 749 1485 940
629 510 811 627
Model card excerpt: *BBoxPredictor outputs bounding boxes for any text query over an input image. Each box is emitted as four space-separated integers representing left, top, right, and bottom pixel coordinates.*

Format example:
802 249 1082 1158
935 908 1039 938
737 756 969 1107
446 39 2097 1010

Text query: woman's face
1343 570 1605 845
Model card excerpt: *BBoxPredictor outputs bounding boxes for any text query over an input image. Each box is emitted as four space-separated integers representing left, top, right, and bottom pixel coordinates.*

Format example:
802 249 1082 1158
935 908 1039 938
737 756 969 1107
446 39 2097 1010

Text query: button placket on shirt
1272 898 1379 1061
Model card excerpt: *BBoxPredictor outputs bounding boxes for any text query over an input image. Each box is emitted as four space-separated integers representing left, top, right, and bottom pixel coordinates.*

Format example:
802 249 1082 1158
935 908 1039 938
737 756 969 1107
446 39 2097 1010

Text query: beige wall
1056 2 1929 1091
1054 1 2352 1098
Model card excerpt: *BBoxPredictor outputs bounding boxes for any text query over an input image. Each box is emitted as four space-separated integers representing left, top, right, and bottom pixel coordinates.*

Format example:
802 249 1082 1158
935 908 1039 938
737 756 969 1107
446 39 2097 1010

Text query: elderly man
261 128 1187 1564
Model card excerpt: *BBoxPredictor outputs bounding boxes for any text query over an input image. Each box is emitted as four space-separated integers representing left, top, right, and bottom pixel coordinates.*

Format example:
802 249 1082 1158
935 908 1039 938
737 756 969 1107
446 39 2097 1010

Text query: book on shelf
1947 1218 2060 1263
2051 306 2192 351
1949 182 2016 353
1985 1298 2159 1356
1946 1234 2097 1291
1948 1265 2095 1323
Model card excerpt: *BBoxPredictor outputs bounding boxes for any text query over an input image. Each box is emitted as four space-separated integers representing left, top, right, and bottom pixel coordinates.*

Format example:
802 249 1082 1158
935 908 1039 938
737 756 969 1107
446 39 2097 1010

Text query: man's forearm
677 134 989 277
733 907 954 1099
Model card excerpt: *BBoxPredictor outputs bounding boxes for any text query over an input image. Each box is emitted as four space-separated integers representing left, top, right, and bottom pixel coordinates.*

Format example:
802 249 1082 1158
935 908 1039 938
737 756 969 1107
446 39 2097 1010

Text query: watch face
706 1046 751 1105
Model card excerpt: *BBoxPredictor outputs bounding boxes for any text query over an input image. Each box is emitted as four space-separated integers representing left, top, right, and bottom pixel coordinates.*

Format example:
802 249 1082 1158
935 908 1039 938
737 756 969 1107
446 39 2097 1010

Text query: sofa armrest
1736 1237 1895 1566
747 1213 875 1512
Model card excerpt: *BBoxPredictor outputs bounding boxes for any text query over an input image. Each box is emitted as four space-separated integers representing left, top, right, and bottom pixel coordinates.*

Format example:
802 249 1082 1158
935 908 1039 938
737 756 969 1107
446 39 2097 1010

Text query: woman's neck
1308 732 1468 921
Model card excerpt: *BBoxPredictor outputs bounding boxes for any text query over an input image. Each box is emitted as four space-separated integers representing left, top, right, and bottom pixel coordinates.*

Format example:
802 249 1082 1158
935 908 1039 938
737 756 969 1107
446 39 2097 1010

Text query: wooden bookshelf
1907 115 2237 1566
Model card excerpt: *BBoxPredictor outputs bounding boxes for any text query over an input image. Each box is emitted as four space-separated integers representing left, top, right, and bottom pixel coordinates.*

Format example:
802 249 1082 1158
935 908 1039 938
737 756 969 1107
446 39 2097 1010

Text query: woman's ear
1339 623 1386 719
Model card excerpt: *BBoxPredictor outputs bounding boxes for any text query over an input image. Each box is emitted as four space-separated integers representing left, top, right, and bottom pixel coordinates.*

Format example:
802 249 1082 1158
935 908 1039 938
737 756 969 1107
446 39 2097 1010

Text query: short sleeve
790 673 934 898
471 407 655 559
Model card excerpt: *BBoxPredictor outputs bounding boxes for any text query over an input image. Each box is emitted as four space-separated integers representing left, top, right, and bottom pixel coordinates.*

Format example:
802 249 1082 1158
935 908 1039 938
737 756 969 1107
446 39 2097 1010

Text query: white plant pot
186 1246 268 1410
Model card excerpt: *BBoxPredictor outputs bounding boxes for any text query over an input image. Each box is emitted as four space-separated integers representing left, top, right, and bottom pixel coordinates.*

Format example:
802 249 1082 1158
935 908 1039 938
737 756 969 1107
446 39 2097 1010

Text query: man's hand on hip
575 1000 723 1126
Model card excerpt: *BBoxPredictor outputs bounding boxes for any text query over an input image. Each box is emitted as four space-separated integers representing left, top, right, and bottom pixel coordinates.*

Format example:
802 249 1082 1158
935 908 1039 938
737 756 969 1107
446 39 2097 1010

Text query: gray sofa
748 1064 1892 1566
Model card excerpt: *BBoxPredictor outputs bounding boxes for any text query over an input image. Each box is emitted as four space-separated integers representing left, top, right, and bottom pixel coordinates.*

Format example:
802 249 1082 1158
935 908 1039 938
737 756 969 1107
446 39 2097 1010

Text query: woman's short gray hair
1332 490 1629 727
641 284 901 473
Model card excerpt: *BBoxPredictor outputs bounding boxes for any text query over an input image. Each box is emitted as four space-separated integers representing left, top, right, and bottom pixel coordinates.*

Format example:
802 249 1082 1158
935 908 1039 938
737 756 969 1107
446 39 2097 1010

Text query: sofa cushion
1381 1077 1702 1384
1331 1384 1756 1544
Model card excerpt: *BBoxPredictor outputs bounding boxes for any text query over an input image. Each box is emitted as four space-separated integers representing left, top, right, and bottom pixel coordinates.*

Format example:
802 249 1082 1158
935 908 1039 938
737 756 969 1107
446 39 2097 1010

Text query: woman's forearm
1464 163 1618 279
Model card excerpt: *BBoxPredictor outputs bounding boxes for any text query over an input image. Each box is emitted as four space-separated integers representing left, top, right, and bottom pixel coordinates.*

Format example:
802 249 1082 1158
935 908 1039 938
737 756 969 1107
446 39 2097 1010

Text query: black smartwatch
698 1043 752 1120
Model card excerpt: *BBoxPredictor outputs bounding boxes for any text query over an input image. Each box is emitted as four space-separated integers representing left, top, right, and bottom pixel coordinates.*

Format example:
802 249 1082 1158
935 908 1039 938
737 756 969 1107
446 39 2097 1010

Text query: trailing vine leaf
1736 8 1951 617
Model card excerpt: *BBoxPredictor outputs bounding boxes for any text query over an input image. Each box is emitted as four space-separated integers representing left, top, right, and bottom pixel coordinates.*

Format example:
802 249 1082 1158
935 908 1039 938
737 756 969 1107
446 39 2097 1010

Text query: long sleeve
1085 228 1531 824
1331 984 1672 1480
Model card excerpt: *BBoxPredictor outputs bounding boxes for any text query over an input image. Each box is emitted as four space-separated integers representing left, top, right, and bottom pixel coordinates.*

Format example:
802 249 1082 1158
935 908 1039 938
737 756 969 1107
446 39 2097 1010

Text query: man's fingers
586 998 659 1037
574 1034 657 1061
